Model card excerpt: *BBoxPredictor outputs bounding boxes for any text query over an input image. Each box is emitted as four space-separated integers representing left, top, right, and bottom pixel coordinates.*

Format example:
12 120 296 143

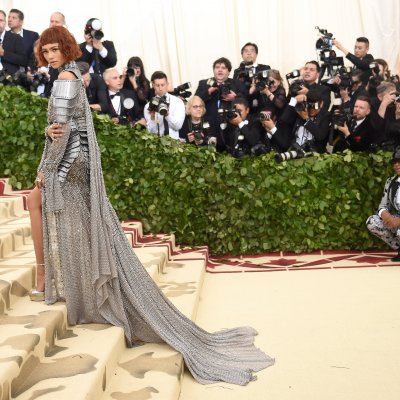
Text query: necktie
110 92 120 99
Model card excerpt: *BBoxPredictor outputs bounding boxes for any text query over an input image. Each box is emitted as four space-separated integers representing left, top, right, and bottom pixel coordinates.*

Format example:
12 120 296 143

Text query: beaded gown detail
38 61 274 385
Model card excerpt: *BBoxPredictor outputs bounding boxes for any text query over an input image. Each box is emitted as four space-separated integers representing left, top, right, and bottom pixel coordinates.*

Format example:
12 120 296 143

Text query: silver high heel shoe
29 263 45 302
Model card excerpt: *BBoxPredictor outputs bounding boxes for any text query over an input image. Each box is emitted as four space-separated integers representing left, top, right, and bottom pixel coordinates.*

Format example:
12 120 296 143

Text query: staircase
0 178 208 400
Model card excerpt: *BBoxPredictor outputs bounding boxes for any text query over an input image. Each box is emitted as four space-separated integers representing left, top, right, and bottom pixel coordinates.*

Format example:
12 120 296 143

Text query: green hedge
0 85 392 254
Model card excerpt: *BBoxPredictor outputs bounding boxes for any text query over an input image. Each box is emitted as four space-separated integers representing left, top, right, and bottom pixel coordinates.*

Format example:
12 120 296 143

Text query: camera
207 78 218 88
295 100 320 112
288 79 306 97
332 110 353 127
0 70 13 85
315 26 334 51
85 19 104 40
275 142 314 163
236 62 255 86
259 111 271 122
148 95 169 116
219 82 231 97
255 70 272 91
218 107 238 123
127 67 136 77
171 82 192 99
369 62 380 75
192 127 204 142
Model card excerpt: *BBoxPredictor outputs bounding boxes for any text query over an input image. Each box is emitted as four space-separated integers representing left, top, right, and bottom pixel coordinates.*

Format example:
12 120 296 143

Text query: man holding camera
144 71 185 139
220 97 266 157
333 96 377 152
78 18 117 76
195 57 246 138
280 88 331 153
103 67 143 126
233 42 270 113
333 37 374 85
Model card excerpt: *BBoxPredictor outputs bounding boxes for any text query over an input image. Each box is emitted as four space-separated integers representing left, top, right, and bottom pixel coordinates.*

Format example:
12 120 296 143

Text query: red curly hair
36 26 82 66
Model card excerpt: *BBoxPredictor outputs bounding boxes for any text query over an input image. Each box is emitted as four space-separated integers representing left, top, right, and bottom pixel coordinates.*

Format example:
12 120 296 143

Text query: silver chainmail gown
37 61 274 385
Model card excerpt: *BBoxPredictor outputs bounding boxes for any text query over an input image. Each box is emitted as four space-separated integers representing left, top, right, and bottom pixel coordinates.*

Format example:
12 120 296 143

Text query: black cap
391 147 400 163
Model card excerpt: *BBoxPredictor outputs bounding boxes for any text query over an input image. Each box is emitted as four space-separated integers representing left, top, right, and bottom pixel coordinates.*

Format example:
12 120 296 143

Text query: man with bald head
49 12 66 27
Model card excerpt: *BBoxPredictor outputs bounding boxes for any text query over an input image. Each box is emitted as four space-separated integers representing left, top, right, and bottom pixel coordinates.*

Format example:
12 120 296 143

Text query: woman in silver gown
27 26 274 385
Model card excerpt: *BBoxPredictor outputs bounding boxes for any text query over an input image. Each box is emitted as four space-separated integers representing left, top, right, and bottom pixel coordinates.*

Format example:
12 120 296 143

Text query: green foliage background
0 85 392 254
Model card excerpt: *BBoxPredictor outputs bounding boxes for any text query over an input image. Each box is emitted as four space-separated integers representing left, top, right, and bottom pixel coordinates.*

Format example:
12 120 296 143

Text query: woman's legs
27 187 45 291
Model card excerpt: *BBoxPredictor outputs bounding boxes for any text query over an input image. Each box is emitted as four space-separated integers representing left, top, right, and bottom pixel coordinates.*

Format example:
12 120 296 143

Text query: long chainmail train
38 61 274 385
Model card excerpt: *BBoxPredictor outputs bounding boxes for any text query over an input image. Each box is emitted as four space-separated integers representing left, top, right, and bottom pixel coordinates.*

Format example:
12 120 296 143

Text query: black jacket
1 31 27 74
21 29 39 70
106 88 142 123
78 41 117 75
195 77 246 130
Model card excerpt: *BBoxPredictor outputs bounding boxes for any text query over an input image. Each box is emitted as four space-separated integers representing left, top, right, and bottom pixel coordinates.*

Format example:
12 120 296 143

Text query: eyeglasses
192 105 204 109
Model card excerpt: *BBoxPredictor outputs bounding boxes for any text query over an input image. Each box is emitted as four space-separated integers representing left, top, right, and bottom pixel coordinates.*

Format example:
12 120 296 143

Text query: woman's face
41 43 66 68
189 98 204 119
267 76 280 92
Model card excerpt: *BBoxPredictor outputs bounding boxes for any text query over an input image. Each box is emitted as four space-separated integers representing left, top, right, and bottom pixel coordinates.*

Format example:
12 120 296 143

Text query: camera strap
163 117 169 136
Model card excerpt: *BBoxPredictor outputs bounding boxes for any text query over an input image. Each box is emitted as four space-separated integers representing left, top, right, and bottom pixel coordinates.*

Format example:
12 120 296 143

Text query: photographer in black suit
220 97 267 157
103 67 143 126
0 10 27 75
8 8 39 71
333 37 374 85
280 88 331 153
78 18 117 76
233 42 270 113
77 61 108 113
195 57 246 143
333 96 377 152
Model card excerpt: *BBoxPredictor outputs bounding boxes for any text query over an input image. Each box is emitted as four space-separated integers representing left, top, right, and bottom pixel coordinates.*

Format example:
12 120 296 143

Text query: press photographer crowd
1 9 400 160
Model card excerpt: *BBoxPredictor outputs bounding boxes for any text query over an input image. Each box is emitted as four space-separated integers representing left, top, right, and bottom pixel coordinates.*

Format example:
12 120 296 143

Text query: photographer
253 69 287 118
368 58 390 97
179 96 216 147
220 97 267 157
280 88 331 153
144 71 185 139
259 108 291 153
332 37 374 84
78 18 117 76
333 96 377 152
121 56 151 114
233 42 270 112
370 81 397 138
385 100 400 148
286 61 331 111
77 61 108 113
195 57 246 133
103 67 143 126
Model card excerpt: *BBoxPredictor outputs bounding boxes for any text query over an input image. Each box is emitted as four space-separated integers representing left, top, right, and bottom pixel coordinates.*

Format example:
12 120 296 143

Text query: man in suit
220 97 267 157
233 42 271 113
8 8 39 71
0 10 27 75
103 67 143 126
78 18 117 76
279 88 331 153
195 57 246 150
366 148 400 261
77 61 108 113
333 37 374 85
334 96 377 152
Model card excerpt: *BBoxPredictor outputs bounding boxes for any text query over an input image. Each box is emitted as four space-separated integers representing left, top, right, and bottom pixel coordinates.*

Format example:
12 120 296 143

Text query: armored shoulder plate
50 79 82 124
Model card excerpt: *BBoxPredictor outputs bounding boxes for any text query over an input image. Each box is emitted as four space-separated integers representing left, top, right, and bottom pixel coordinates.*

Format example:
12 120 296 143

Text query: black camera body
219 82 231 97
126 67 136 77
148 95 169 116
218 107 238 123
333 110 353 127
171 82 192 99
259 112 271 122
288 79 306 97
315 26 334 51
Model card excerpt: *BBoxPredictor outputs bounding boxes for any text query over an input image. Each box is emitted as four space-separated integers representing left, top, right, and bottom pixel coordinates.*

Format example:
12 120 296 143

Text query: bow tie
110 92 120 99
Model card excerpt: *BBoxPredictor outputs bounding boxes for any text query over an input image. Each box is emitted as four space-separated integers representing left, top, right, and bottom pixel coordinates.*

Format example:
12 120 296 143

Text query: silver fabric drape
39 61 274 385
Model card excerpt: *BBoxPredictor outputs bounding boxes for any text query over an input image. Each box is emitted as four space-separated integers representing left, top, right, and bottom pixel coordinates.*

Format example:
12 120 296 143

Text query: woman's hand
47 122 64 141
35 171 45 189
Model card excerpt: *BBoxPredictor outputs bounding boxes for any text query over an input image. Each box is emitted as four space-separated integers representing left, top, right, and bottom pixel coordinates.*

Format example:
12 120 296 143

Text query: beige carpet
180 265 400 400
